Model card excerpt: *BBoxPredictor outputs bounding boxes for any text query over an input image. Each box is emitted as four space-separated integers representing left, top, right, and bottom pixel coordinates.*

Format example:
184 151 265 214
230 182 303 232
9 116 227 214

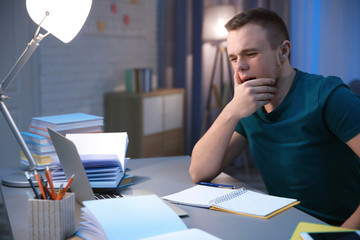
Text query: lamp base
1 170 39 188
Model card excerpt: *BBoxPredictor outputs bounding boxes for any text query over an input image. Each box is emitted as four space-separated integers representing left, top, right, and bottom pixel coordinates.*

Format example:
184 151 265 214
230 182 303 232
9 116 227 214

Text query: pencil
24 171 40 199
57 183 64 201
56 174 74 200
34 170 46 200
45 166 56 200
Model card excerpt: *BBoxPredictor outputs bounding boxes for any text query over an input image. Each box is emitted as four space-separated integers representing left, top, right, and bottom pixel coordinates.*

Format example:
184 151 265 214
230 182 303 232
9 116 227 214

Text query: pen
40 175 51 200
24 171 40 199
198 182 235 189
57 174 74 200
34 170 46 199
45 166 56 200
43 183 51 200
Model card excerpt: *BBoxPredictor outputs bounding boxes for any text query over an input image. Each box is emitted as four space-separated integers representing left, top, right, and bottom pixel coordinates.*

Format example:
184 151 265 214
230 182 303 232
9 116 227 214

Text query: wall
0 1 37 167
290 0 360 84
0 0 157 168
38 0 157 117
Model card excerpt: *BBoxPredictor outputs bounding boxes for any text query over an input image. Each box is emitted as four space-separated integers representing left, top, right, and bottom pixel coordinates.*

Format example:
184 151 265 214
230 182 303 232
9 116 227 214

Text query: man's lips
242 77 256 82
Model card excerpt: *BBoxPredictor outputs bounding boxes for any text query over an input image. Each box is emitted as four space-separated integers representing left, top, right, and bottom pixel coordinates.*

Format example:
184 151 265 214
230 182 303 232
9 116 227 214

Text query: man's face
227 23 281 84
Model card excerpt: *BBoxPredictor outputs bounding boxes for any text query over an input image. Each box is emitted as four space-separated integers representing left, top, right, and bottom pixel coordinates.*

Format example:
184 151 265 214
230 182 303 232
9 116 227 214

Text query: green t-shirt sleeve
235 120 246 137
321 77 360 142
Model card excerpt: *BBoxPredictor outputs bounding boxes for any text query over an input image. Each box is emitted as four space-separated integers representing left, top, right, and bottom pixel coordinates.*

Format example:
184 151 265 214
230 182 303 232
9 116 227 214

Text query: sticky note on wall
97 21 106 32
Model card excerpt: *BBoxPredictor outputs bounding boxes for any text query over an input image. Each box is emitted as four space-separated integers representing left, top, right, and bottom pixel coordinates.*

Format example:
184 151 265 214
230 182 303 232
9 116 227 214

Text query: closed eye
247 52 257 57
228 55 237 62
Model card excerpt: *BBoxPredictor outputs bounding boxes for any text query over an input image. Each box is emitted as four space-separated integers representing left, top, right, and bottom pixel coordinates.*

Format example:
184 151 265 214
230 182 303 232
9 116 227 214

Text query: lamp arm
0 33 48 94
0 21 49 171
0 10 50 94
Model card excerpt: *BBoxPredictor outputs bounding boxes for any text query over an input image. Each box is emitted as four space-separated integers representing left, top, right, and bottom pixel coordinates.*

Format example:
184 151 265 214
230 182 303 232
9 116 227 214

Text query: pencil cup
28 192 76 240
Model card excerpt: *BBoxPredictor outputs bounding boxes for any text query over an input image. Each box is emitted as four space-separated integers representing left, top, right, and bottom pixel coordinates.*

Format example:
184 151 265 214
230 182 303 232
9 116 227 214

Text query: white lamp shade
26 0 92 43
202 4 236 42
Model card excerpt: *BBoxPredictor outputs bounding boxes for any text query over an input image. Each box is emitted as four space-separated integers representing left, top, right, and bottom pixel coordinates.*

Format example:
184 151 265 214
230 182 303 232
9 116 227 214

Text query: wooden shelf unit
105 88 185 158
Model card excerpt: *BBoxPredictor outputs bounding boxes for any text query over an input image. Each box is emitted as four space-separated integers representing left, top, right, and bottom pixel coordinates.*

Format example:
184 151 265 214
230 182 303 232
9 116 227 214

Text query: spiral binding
210 187 248 205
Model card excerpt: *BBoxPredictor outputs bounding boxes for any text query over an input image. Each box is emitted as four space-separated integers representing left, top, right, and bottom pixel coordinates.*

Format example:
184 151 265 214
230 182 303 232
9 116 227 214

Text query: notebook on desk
48 128 122 204
163 185 300 219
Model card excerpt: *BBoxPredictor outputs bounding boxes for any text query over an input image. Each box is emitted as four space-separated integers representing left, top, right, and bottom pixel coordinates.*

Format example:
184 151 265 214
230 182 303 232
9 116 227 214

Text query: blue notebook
30 112 103 131
21 131 52 145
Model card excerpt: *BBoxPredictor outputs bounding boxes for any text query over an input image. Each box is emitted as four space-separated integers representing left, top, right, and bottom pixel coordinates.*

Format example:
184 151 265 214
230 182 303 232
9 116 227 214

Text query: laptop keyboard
94 193 123 200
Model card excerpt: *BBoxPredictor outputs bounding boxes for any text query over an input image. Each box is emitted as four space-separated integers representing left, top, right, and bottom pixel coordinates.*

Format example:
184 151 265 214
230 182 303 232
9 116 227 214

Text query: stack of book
21 131 55 165
51 162 132 189
21 112 104 169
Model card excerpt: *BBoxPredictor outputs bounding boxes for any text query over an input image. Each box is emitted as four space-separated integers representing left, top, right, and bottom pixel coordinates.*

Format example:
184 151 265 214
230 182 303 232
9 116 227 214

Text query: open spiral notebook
162 185 300 219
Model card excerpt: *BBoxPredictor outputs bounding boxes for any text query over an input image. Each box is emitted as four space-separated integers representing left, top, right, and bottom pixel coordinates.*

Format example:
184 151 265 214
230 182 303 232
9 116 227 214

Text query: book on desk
162 185 300 219
290 222 356 240
30 112 104 131
50 158 131 188
28 112 104 138
77 194 220 240
51 132 130 189
20 112 105 170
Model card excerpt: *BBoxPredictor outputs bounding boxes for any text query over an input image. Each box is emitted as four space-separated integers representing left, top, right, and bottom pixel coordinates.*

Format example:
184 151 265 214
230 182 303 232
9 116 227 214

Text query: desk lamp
201 4 235 134
1 0 92 187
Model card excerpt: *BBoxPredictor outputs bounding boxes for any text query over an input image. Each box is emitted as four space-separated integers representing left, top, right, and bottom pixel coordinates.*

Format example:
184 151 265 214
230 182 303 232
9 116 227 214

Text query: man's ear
279 40 291 62
281 41 291 58
279 50 284 60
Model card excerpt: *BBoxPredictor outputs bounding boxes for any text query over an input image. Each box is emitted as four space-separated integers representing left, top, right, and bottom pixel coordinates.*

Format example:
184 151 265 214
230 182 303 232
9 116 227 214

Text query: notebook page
162 185 235 208
210 189 297 217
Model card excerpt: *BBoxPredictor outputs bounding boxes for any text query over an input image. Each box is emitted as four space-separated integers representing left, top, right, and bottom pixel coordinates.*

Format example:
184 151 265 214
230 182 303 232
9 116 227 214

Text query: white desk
1 156 324 240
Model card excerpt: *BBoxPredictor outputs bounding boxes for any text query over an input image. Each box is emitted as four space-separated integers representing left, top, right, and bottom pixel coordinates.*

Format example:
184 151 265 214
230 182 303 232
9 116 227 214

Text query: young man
190 8 360 228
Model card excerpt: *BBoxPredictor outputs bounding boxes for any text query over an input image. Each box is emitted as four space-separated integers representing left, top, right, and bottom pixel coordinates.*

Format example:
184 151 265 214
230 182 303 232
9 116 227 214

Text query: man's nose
235 59 249 71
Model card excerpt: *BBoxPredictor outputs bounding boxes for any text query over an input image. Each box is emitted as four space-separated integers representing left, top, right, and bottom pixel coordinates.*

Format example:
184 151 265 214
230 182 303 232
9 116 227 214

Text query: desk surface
1 156 324 240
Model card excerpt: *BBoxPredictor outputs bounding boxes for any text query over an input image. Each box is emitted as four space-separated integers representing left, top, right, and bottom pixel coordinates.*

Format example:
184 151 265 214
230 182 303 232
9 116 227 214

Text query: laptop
48 128 122 204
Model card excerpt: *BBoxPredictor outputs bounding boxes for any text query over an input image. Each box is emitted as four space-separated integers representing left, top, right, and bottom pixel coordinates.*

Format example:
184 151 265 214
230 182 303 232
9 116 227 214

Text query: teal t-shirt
235 70 360 222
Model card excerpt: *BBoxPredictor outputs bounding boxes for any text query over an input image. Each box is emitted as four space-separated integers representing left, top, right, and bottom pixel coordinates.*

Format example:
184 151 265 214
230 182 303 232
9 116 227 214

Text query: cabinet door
164 93 183 131
143 96 163 135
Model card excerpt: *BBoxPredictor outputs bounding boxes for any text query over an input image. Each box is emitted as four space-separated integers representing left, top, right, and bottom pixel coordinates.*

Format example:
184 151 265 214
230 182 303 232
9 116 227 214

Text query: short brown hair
225 8 289 49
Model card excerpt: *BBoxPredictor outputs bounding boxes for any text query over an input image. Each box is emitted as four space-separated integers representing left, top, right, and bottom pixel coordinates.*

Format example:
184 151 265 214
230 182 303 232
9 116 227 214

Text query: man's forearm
189 106 240 183
341 204 360 229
